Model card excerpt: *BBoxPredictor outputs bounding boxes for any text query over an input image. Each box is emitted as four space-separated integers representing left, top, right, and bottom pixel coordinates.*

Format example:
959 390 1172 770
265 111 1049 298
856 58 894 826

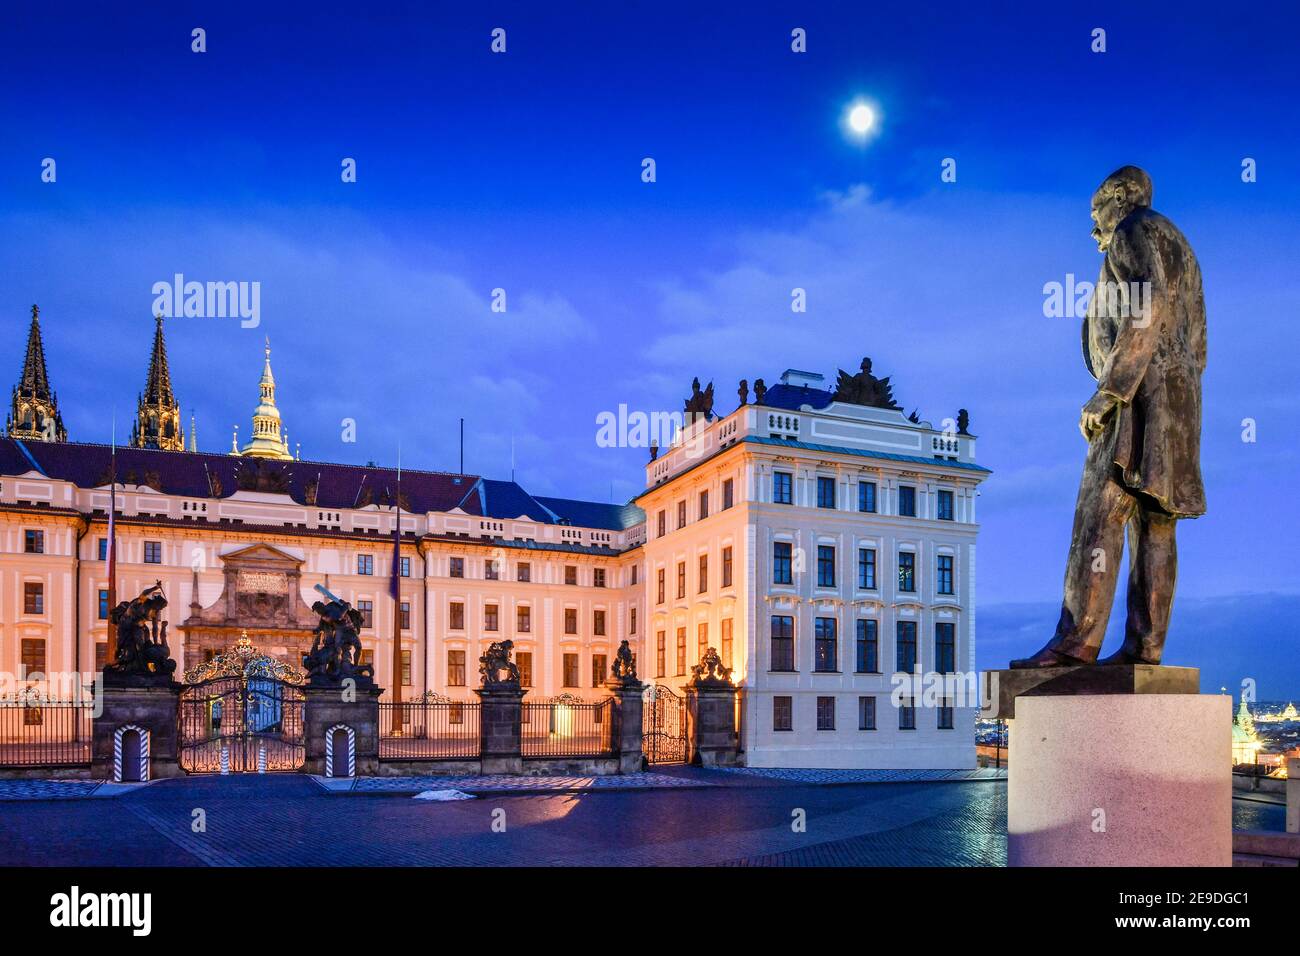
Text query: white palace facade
1 308 989 768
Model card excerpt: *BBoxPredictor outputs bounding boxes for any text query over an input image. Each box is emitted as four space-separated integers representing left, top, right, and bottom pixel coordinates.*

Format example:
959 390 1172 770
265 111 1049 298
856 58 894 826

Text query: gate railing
379 701 481 759
0 701 94 768
521 698 613 758
177 678 306 773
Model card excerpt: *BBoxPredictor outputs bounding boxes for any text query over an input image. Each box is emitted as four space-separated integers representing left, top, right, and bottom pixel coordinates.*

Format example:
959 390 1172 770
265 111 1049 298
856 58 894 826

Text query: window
485 558 500 581
698 553 708 592
814 618 838 672
449 601 465 630
657 510 666 537
356 553 373 575
23 582 43 614
594 609 606 636
401 649 412 686
563 653 579 687
677 500 687 529
484 603 499 631
722 546 733 588
773 471 793 505
859 696 877 730
656 568 665 604
21 638 45 677
817 696 836 730
564 608 578 635
592 654 607 687
517 652 533 687
24 530 44 554
721 618 733 670
898 552 916 592
631 565 638 586
97 537 108 560
357 600 373 628
899 697 917 730
449 557 464 578
517 562 531 583
593 568 606 588
773 696 793 732
858 548 877 589
897 620 918 673
564 565 578 586
773 542 793 585
144 541 163 564
898 485 917 517
97 589 110 620
697 622 708 660
858 481 877 513
675 627 687 676
676 562 686 599
656 631 666 678
937 555 954 595
856 619 879 673
517 605 531 633
938 699 955 730
399 601 411 630
447 650 466 686
722 478 734 509
630 607 637 635
400 556 411 577
770 615 795 671
937 489 955 521
817 545 835 588
935 622 956 673
817 476 836 509
698 490 709 519
95 642 109 670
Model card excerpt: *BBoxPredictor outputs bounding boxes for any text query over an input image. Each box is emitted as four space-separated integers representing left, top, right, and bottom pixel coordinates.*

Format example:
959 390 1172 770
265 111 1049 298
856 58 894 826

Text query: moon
848 103 876 135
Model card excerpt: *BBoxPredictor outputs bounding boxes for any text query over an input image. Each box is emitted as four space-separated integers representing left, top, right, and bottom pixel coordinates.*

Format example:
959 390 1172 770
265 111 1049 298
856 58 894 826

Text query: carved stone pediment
183 542 317 633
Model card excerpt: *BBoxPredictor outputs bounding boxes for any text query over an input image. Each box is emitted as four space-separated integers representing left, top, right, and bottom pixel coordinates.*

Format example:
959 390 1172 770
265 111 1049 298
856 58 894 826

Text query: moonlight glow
842 99 882 144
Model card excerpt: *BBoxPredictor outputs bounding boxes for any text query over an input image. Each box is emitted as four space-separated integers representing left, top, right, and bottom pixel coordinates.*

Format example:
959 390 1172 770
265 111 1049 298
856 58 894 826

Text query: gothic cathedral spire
7 304 68 442
130 314 185 451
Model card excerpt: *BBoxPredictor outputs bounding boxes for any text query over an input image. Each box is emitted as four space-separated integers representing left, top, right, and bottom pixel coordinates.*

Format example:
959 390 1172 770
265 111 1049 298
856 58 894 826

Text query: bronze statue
753 378 767 404
1014 166 1206 668
737 379 749 406
689 647 734 687
832 357 901 409
610 639 638 683
303 584 374 685
479 640 521 687
104 581 178 682
684 377 714 420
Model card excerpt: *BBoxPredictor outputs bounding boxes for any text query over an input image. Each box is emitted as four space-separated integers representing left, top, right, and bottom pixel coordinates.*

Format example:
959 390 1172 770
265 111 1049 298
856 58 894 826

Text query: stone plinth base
303 685 382 776
686 684 739 768
983 664 1199 720
606 679 646 774
92 683 183 781
1008 693 1231 867
476 685 525 774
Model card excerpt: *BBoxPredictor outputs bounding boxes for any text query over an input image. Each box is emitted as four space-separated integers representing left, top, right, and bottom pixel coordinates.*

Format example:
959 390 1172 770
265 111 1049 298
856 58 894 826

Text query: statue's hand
1079 391 1118 441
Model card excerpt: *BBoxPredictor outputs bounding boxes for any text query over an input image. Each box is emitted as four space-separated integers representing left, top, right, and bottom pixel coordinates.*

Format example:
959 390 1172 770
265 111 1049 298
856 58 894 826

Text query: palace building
0 309 989 769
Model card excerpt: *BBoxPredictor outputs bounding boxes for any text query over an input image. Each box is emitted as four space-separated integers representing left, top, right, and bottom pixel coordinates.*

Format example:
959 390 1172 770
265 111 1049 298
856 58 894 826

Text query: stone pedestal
983 663 1200 720
92 683 183 781
303 685 382 776
1008 693 1231 867
605 679 646 774
686 684 740 768
476 685 525 774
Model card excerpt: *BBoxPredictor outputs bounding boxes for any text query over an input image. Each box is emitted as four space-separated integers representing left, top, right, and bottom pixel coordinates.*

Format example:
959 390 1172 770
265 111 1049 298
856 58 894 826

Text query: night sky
2 3 1297 686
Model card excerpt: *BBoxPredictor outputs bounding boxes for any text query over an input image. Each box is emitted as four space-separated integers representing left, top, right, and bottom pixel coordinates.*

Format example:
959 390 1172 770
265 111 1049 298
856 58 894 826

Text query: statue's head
1091 165 1152 251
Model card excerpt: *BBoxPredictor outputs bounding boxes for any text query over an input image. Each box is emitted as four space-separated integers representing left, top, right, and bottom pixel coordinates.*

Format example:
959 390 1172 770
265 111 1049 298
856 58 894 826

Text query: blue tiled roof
474 479 560 523
744 436 992 473
760 383 835 411
534 496 645 531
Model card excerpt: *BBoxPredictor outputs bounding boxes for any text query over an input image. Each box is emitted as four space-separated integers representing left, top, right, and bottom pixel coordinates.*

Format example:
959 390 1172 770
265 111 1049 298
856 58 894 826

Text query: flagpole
391 444 403 717
105 414 118 665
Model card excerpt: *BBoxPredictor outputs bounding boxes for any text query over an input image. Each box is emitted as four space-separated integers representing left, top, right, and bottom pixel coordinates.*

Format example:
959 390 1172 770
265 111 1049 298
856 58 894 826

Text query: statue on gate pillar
103 581 179 686
303 584 375 687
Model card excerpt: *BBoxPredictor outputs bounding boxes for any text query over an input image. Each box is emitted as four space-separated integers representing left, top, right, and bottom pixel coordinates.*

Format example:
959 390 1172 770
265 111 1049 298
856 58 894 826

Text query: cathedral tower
130 315 184 451
239 339 292 460
7 304 67 442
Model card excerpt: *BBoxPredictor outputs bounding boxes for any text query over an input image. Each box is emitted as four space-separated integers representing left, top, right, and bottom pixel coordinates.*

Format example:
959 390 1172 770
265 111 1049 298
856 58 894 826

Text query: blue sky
2 3 1298 681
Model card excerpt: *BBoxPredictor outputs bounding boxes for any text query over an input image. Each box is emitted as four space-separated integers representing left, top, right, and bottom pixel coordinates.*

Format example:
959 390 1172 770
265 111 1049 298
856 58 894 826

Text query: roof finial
189 409 197 452
230 424 239 454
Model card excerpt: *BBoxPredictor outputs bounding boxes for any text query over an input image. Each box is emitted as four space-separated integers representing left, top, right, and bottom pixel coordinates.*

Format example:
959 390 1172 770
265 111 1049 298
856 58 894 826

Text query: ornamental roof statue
831 357 901 410
684 377 714 420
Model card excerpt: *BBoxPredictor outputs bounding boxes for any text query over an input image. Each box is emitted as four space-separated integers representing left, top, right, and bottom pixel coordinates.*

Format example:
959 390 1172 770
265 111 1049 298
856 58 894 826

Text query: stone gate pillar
476 685 525 774
303 684 382 777
605 676 646 774
685 646 740 768
93 682 183 781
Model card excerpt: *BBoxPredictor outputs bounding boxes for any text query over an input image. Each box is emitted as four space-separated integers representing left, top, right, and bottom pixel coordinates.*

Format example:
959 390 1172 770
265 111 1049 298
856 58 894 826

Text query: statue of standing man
1014 166 1207 668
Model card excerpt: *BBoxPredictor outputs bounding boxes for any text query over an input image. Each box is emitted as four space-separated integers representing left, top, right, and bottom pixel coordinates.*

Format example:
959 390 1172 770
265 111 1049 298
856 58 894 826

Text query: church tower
239 339 292 460
130 315 184 451
6 305 67 442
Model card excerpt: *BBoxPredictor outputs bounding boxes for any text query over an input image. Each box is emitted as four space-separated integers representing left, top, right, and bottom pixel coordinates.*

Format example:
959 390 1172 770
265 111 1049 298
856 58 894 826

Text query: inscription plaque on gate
237 570 288 593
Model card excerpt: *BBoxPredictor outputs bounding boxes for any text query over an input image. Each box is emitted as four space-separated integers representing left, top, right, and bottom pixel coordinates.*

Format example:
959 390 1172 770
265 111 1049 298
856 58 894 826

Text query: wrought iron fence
0 701 94 768
521 697 614 758
379 700 481 759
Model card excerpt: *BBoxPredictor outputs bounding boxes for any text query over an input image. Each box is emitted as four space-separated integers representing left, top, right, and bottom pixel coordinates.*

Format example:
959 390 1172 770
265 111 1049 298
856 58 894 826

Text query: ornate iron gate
178 634 306 773
642 684 687 765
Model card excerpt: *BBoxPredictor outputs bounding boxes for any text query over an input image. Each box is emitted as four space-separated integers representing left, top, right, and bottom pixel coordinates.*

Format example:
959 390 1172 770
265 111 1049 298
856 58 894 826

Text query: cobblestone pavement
0 779 106 800
330 771 708 793
0 775 1280 866
715 767 1008 785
